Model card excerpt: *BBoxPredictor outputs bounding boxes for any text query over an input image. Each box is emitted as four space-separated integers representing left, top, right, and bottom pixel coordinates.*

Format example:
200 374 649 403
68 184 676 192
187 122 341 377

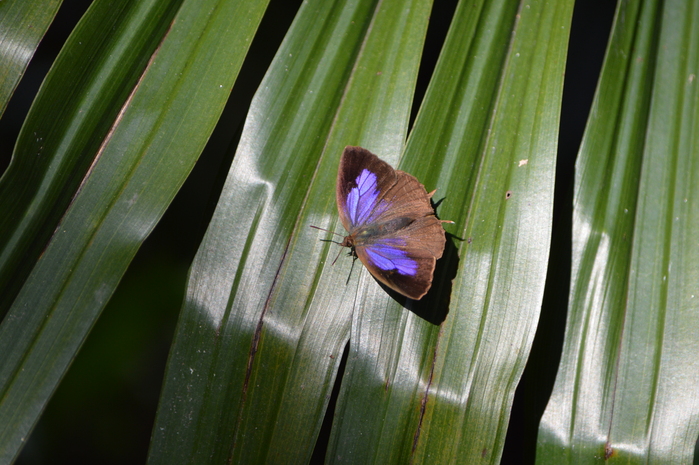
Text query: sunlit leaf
330 0 574 463
538 0 699 462
151 0 574 463
149 0 432 462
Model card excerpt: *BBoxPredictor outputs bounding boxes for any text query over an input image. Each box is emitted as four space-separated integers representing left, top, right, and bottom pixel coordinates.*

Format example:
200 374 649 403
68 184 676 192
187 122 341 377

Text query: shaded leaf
0 0 182 315
0 0 62 118
0 0 269 461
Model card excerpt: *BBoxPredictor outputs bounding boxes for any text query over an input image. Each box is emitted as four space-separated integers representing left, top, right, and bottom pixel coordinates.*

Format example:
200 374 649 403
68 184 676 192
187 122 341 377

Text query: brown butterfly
332 146 450 300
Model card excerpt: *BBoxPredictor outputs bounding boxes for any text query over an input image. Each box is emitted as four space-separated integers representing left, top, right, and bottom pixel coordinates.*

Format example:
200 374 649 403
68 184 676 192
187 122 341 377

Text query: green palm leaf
0 0 183 314
0 0 63 118
2 0 697 463
150 0 572 463
538 0 699 462
149 0 434 462
0 0 269 462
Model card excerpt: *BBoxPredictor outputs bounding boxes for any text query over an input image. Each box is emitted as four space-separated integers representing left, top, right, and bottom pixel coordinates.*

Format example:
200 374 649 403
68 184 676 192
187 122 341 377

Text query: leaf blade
538 0 699 462
328 0 574 462
0 0 182 314
0 0 269 461
148 0 435 462
0 0 62 118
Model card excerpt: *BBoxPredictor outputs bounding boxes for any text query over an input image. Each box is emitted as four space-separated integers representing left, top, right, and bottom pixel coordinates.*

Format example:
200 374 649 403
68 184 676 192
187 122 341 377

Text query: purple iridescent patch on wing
365 242 418 276
346 169 389 227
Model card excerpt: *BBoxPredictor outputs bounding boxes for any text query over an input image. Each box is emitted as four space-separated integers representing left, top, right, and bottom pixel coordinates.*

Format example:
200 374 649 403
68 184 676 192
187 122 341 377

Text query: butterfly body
335 146 448 300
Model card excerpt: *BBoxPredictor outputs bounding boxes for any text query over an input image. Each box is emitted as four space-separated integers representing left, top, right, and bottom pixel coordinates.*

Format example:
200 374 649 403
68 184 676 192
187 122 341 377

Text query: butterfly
330 146 449 300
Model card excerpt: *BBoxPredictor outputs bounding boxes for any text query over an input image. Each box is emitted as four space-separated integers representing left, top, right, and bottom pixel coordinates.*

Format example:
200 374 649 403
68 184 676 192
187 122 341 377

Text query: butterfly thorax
346 217 415 247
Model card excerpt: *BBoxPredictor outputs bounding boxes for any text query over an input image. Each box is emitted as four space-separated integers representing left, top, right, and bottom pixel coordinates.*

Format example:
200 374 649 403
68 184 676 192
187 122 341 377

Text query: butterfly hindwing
335 146 447 300
355 215 445 299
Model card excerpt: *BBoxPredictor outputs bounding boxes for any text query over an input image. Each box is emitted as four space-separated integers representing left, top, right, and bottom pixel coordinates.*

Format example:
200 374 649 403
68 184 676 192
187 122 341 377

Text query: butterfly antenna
311 224 347 245
309 225 345 238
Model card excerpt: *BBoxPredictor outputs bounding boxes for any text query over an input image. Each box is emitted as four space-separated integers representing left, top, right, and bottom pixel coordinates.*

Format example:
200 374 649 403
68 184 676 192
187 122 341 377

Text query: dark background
0 0 616 463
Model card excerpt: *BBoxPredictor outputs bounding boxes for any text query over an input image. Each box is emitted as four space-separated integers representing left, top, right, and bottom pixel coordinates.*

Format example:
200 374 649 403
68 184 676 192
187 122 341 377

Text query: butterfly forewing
336 146 397 232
